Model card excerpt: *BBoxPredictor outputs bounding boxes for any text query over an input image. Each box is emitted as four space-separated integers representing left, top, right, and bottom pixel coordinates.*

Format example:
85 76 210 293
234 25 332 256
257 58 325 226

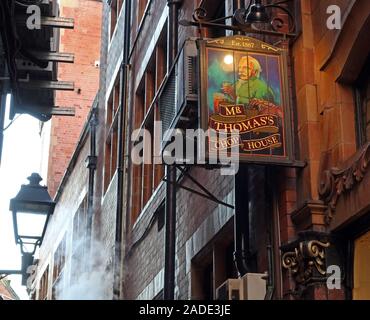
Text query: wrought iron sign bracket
163 165 235 209
179 0 297 39
0 270 23 278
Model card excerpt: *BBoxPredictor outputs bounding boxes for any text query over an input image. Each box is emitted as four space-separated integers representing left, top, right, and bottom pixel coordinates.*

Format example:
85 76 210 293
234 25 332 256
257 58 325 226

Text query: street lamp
6 173 55 285
246 0 270 24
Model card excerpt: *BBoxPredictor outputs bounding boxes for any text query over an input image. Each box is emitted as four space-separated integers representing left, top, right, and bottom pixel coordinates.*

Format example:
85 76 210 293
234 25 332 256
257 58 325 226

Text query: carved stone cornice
281 231 331 293
291 200 327 231
319 142 370 224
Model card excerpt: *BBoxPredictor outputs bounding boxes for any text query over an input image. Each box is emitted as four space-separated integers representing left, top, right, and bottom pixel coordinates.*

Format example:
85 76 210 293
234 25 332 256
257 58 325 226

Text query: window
71 197 88 284
355 54 370 146
52 235 66 299
191 236 237 300
38 267 49 300
131 27 167 223
137 0 149 27
104 74 121 193
198 0 226 38
110 0 123 39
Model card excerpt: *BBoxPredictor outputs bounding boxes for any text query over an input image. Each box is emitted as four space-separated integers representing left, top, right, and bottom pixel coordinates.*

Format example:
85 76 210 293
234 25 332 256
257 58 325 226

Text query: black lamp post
1 173 55 285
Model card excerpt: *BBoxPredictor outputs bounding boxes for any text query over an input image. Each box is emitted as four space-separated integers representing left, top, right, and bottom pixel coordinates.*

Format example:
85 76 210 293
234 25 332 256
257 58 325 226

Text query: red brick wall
47 0 102 197
0 280 18 300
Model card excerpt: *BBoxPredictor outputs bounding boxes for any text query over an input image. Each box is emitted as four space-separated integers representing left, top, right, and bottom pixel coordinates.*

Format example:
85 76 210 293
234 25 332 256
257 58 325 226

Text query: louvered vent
187 56 198 95
160 39 198 147
159 70 176 136
176 40 198 114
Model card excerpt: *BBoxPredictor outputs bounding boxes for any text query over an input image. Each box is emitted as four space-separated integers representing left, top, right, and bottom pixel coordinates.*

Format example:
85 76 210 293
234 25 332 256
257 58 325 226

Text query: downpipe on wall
113 0 132 300
163 0 182 301
86 107 98 259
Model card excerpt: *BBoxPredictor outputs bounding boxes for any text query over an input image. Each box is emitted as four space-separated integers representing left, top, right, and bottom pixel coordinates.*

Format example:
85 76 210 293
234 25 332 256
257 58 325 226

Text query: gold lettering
215 122 224 131
223 123 234 132
242 121 252 131
220 139 228 149
268 116 275 126
243 134 281 151
254 141 262 149
247 141 255 150
265 137 273 145
231 137 239 145
252 118 261 128
234 123 242 132
225 106 236 116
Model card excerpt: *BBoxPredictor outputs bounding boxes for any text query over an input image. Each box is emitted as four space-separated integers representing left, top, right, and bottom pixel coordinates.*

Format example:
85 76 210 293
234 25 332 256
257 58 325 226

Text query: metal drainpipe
164 0 182 301
232 0 250 279
113 0 131 301
264 167 275 299
234 166 249 277
86 108 97 260
0 92 6 166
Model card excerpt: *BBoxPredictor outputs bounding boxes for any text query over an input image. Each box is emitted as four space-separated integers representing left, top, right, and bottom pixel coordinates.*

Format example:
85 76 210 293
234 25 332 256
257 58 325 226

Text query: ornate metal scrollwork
319 142 370 224
180 0 297 38
282 240 330 285
266 1 296 33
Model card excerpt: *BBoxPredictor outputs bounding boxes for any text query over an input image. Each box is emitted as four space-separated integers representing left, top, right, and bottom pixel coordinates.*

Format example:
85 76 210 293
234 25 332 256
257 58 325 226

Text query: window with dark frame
190 220 237 300
131 25 167 224
137 0 149 27
70 197 88 285
110 0 123 39
51 234 66 299
104 73 121 193
38 266 49 300
355 54 370 147
198 0 226 38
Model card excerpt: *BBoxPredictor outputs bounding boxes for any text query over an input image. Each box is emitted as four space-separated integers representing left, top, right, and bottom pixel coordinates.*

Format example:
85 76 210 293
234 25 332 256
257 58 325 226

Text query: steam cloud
55 238 113 300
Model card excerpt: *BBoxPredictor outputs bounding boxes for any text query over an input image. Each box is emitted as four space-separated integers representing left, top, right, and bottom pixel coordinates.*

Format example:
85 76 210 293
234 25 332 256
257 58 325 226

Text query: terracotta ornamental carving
282 240 330 285
319 142 370 224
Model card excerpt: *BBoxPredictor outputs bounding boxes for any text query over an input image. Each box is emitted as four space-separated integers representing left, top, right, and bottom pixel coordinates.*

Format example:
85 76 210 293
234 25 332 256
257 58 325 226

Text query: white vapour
55 238 114 300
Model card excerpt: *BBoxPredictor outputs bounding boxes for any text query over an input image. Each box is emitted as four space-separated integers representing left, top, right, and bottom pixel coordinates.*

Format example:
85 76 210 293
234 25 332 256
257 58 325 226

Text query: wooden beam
19 80 75 91
30 52 75 63
16 16 74 29
50 107 76 116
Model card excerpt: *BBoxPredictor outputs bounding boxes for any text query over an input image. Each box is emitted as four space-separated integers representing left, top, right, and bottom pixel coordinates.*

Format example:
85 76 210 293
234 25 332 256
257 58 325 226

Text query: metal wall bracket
164 165 234 209
179 0 297 39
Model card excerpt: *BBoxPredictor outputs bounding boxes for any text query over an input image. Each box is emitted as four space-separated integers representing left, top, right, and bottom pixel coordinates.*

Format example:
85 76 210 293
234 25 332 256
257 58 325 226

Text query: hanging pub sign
198 35 295 165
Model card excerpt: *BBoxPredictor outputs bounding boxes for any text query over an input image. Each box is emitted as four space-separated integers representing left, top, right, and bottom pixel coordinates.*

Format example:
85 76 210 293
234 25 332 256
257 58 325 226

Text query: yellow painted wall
353 231 370 300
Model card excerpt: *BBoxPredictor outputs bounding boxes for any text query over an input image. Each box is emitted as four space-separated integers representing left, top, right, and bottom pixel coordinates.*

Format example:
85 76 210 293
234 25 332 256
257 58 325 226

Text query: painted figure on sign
222 56 276 105
216 55 282 119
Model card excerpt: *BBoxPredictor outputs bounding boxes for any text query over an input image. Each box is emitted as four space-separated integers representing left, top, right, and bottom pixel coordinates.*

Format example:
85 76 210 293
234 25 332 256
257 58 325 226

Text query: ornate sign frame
198 35 295 165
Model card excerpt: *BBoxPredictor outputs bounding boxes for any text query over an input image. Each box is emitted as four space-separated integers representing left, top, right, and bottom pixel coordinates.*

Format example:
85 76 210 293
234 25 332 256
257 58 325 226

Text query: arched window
354 55 370 146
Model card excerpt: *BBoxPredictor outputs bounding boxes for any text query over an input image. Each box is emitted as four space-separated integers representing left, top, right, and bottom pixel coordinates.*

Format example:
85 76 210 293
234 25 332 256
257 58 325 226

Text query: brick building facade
42 0 102 197
32 0 370 300
30 0 102 299
0 279 19 300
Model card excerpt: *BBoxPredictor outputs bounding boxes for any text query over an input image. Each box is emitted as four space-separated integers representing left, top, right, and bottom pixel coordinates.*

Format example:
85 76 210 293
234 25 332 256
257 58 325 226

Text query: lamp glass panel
15 202 51 214
16 212 47 238
22 242 38 254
